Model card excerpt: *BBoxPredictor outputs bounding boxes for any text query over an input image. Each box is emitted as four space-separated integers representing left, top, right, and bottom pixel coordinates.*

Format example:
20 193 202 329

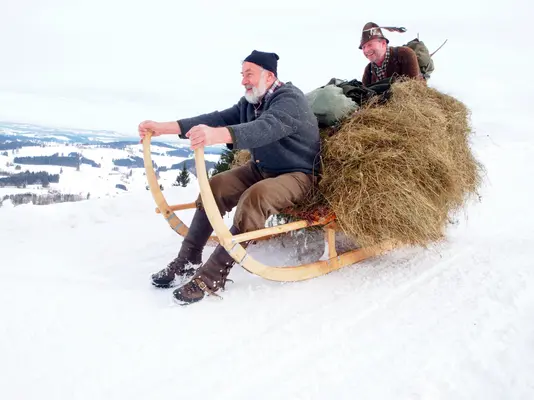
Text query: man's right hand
138 120 163 140
138 121 180 141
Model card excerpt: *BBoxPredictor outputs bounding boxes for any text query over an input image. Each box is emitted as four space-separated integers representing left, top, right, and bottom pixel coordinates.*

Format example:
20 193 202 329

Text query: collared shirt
372 46 390 81
253 78 284 118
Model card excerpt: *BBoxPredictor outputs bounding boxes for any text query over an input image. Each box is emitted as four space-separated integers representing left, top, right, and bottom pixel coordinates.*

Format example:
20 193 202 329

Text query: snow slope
0 130 533 399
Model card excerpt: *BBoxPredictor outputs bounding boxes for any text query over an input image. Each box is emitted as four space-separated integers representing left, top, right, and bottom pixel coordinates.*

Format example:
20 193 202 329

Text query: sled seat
155 201 338 243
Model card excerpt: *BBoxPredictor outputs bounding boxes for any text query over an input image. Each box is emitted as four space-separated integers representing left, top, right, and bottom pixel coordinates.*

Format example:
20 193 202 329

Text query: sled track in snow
167 242 463 376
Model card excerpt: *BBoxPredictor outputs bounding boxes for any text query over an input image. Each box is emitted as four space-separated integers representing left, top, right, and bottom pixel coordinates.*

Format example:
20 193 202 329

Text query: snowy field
0 130 533 399
0 141 219 200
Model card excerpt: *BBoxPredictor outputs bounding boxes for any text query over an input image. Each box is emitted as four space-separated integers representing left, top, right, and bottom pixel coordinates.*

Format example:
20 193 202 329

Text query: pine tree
176 163 191 187
210 148 235 177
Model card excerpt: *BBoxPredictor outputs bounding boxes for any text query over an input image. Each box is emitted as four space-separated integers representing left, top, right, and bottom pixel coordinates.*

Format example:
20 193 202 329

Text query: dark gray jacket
177 83 321 175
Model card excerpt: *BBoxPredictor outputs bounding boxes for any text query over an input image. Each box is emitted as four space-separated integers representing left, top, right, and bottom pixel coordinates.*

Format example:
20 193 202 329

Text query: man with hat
138 50 321 305
360 22 421 86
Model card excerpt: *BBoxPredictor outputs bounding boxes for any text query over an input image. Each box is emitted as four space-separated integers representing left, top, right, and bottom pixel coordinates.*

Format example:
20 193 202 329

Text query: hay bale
231 149 251 168
319 79 484 247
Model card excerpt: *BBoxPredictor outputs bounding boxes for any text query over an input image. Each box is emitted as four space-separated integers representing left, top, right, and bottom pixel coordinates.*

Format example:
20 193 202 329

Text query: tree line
13 154 100 168
1 192 86 207
113 156 144 168
0 171 60 188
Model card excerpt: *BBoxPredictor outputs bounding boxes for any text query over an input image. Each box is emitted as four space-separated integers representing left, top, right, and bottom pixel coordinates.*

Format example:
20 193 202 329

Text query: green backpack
305 84 358 127
404 38 434 79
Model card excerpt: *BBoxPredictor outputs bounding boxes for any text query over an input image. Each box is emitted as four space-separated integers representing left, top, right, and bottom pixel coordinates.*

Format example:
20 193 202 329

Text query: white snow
0 130 533 399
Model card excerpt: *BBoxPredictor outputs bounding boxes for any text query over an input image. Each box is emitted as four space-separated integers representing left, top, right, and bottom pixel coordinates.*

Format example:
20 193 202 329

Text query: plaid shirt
372 46 390 81
254 79 283 118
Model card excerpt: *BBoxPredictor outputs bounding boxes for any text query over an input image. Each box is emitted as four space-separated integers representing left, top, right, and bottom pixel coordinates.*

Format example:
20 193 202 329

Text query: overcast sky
0 0 531 135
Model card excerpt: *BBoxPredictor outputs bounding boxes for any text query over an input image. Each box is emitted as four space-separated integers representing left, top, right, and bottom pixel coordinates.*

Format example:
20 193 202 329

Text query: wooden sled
142 133 395 282
142 132 220 244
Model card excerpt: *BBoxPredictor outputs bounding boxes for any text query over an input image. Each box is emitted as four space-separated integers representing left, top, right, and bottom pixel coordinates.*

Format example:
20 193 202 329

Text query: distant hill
0 134 41 150
0 121 226 155
166 148 191 157
14 154 101 168
0 121 133 144
166 147 223 157
98 140 176 150
113 156 144 168
160 159 216 176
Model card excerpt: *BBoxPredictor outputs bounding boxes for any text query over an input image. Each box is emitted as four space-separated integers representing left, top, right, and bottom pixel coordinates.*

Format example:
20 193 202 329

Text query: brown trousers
196 161 316 232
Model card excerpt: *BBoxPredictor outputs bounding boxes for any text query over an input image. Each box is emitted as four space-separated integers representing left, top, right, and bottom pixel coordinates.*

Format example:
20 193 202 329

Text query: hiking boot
151 252 201 288
173 226 249 305
151 208 213 288
172 278 209 305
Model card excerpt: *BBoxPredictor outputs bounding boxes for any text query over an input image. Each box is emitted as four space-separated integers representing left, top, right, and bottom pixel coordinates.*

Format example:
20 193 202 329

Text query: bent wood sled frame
142 133 394 282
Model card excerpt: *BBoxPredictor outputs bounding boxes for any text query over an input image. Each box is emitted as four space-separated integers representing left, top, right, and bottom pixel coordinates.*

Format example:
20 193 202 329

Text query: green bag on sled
305 84 358 127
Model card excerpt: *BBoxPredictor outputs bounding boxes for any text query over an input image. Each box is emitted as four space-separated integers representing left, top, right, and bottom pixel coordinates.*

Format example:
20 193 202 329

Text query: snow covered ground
0 128 533 399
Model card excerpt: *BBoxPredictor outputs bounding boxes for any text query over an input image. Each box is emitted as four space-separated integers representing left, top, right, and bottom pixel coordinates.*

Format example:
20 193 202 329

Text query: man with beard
138 50 320 305
360 22 422 86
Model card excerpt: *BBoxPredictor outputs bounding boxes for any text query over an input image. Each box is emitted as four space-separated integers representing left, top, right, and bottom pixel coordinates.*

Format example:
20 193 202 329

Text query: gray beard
244 82 267 104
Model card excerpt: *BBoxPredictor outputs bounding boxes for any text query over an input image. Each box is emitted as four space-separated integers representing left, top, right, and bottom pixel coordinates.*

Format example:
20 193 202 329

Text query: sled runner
142 133 394 282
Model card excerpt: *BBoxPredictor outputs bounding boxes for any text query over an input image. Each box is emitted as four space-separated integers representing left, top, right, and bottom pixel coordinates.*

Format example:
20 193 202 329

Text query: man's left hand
186 125 232 150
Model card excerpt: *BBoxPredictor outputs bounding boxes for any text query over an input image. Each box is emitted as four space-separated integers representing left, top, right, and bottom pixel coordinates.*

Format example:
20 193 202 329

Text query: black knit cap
243 50 279 76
